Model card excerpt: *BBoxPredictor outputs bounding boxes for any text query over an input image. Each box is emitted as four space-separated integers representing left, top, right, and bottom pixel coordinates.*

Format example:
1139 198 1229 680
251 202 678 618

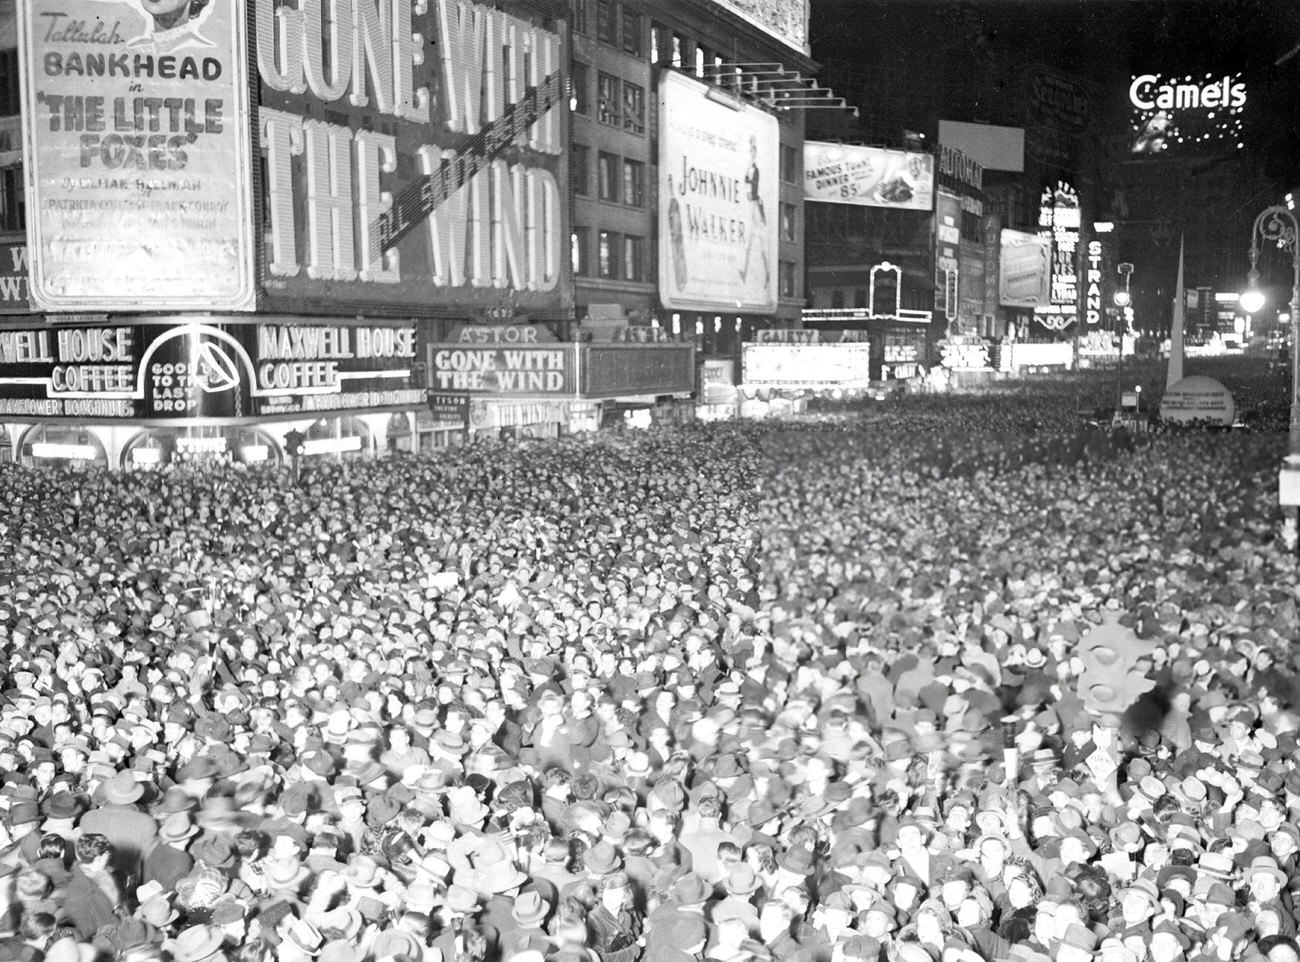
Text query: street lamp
1244 204 1300 546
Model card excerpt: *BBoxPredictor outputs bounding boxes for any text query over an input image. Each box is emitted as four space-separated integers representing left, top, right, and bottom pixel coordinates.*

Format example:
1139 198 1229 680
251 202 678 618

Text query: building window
622 82 645 135
854 288 867 308
622 159 645 207
623 235 645 281
621 7 643 56
599 231 618 278
0 168 24 233
572 145 591 196
572 228 590 276
570 62 590 115
780 261 797 298
571 0 590 34
598 152 620 203
780 145 798 184
597 73 620 127
779 202 796 242
694 45 705 78
0 50 19 116
596 0 617 45
651 23 670 65
831 289 844 309
671 34 683 68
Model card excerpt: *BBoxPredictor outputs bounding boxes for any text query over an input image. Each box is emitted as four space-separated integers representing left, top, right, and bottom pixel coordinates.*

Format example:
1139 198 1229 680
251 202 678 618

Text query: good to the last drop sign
17 0 256 311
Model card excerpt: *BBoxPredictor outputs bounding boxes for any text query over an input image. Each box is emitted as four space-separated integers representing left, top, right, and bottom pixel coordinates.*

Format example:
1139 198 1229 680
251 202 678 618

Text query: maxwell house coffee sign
255 0 570 316
0 321 422 420
17 0 257 311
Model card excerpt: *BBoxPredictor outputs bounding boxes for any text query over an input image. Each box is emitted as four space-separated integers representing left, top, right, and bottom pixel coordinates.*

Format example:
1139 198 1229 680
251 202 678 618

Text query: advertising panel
999 229 1050 308
0 241 30 313
937 121 1025 173
0 321 421 420
428 344 576 396
710 0 809 55
659 71 778 314
1129 73 1246 156
579 344 695 398
803 142 934 211
1035 182 1080 331
17 0 256 311
701 358 737 405
934 191 961 324
741 343 873 386
255 0 569 317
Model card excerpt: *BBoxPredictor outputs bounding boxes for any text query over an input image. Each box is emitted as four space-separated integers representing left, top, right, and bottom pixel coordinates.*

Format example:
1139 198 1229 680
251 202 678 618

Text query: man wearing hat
80 770 159 880
142 810 200 891
0 798 44 869
1246 856 1294 921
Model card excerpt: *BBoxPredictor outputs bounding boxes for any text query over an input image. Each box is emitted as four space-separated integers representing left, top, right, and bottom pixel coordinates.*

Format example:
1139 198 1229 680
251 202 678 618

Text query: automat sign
255 0 569 316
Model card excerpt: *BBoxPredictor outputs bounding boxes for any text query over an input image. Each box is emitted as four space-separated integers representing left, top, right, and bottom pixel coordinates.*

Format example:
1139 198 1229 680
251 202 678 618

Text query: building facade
568 0 815 362
0 0 722 467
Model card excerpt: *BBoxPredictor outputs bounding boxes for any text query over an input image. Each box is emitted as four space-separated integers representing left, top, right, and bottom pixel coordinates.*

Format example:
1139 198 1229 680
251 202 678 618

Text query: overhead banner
0 321 421 420
17 0 256 311
803 142 934 211
999 229 1050 308
255 0 569 318
659 70 778 314
741 343 873 386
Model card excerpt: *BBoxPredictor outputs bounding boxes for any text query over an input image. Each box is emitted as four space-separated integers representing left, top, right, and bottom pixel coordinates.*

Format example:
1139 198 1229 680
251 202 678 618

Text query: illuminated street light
1243 204 1300 546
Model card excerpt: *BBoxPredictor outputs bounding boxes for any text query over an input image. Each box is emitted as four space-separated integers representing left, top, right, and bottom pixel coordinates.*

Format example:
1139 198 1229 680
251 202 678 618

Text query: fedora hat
725 864 762 896
159 811 201 845
101 771 145 806
171 925 225 962
1246 856 1286 887
511 889 551 927
285 920 324 956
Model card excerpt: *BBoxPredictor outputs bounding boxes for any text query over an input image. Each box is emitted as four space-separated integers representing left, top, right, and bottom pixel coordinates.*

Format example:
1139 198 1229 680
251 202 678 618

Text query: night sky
809 0 1300 181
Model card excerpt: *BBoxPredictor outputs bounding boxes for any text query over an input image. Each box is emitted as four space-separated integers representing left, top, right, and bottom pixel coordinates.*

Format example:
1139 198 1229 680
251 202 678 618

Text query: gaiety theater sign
254 0 569 316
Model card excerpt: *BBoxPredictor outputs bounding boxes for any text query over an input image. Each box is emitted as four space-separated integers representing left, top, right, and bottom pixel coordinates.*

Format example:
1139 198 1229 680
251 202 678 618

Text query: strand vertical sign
17 0 256 311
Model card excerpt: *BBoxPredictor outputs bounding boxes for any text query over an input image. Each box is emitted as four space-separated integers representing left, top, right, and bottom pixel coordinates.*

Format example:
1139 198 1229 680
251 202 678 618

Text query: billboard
579 344 695 398
255 0 569 318
0 321 422 420
935 191 961 324
0 241 30 314
803 142 934 211
938 121 1025 173
1035 182 1080 330
999 230 1050 308
659 71 779 314
17 0 256 312
741 343 873 386
711 0 809 55
1128 73 1246 156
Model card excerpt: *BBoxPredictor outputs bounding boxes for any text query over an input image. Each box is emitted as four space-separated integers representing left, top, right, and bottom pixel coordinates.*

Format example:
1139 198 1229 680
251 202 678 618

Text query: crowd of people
1 361 1298 962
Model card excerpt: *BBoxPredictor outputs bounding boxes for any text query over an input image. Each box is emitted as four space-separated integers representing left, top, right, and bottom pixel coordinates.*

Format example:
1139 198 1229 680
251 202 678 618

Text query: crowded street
1 361 1298 962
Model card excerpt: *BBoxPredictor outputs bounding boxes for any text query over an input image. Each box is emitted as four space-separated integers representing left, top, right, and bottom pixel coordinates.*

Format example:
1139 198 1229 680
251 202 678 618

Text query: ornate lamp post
1242 205 1300 547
